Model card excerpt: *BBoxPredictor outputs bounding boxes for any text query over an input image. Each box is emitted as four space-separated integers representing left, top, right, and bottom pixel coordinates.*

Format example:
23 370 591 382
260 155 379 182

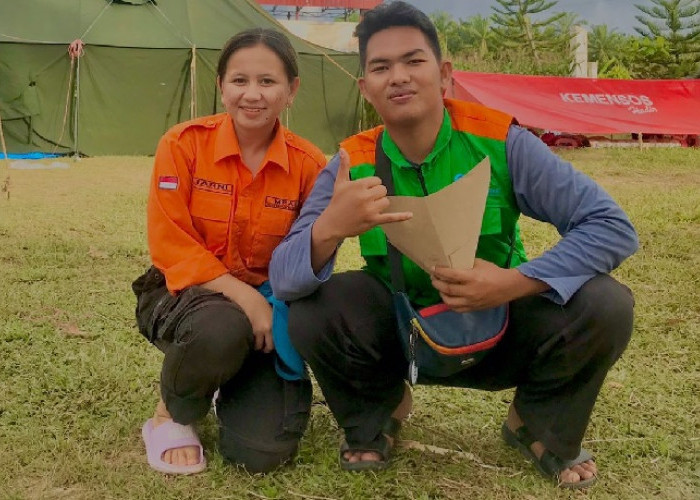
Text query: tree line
427 0 699 79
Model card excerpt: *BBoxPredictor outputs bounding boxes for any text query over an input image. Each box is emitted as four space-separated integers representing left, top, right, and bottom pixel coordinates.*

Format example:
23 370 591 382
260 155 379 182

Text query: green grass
0 148 698 499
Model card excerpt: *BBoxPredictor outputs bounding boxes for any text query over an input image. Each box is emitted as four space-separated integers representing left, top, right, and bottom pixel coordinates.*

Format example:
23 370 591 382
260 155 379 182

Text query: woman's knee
173 301 253 379
219 437 300 474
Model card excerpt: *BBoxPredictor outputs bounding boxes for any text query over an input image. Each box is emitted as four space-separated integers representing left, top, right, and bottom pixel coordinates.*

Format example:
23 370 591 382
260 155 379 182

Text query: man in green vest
269 1 637 489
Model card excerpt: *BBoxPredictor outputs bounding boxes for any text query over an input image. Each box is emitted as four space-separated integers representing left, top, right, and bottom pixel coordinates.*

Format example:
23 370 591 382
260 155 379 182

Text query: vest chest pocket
249 207 297 270
189 190 232 256
358 226 388 257
480 205 503 235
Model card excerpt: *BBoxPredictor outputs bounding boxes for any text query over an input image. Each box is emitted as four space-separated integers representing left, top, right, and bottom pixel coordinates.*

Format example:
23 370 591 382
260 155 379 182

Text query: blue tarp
0 152 64 160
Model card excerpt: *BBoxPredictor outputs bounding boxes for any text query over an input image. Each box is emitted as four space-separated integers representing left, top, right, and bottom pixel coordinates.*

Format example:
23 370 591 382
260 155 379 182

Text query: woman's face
218 44 299 135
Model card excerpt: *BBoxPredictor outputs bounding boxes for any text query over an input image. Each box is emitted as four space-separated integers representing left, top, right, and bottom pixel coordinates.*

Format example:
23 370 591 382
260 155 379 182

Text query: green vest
346 104 527 306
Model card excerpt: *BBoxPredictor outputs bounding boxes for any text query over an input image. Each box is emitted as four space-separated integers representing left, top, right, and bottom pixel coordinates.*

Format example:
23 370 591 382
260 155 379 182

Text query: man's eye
261 78 275 85
408 59 425 65
370 65 388 73
232 78 246 85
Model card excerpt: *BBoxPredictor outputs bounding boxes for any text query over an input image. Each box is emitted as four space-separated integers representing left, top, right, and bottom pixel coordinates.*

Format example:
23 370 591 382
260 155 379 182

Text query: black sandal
339 417 402 471
501 422 597 489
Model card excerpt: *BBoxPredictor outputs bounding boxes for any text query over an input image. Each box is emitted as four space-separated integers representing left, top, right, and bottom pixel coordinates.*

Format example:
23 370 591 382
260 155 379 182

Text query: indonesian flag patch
158 175 179 190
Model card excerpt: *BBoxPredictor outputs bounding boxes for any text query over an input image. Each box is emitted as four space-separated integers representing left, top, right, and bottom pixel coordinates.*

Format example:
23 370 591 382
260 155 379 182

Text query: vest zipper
411 164 428 195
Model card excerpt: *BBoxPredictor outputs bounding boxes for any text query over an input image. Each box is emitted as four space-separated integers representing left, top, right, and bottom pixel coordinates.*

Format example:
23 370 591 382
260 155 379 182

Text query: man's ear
216 75 222 94
439 60 453 95
358 76 371 105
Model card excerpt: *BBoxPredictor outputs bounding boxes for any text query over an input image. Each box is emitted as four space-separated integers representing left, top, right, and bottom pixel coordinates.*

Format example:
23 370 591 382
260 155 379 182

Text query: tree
491 0 566 69
589 25 626 64
461 15 496 57
430 11 459 55
634 0 700 77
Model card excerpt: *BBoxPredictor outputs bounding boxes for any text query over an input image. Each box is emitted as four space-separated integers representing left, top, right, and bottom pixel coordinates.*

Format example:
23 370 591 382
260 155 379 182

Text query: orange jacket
147 113 326 293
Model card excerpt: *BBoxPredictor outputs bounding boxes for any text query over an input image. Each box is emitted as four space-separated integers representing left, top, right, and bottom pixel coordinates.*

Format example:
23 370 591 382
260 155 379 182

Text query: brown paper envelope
380 157 491 272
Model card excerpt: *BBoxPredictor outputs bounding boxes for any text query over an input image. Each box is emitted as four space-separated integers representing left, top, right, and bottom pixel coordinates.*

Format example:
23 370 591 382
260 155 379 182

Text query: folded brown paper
380 157 491 272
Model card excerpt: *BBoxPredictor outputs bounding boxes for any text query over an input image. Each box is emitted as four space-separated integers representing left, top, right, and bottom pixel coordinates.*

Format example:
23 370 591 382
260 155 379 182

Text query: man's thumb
334 148 351 185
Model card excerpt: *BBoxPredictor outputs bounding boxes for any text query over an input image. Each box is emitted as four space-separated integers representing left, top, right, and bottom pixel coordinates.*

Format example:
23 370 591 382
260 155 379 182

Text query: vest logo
193 177 232 194
265 196 299 211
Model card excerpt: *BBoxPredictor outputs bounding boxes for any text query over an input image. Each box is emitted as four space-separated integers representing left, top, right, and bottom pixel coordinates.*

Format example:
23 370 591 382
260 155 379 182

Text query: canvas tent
0 0 362 155
450 71 700 135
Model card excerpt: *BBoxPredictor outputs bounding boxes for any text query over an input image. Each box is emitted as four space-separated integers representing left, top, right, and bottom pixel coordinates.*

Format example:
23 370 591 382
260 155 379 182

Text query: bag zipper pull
408 321 419 386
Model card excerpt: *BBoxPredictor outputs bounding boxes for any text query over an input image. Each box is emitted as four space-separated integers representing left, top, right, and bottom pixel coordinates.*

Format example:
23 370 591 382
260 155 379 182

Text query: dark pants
133 269 312 473
288 271 633 461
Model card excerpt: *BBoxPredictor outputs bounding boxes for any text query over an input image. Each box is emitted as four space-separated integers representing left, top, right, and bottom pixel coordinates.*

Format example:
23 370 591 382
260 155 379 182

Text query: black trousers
133 268 312 473
288 271 634 461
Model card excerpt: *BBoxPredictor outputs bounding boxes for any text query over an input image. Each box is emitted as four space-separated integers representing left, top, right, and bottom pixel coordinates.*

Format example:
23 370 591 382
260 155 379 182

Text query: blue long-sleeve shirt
269 125 638 305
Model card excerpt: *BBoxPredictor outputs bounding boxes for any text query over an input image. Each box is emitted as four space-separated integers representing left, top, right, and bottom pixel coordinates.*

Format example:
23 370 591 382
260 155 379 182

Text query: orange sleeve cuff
155 249 229 294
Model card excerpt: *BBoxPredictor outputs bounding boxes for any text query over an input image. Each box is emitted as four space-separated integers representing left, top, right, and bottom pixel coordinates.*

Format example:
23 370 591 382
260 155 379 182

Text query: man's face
359 26 451 129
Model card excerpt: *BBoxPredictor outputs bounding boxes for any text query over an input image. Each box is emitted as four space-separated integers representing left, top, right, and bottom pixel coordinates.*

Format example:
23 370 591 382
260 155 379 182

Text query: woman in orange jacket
132 28 326 475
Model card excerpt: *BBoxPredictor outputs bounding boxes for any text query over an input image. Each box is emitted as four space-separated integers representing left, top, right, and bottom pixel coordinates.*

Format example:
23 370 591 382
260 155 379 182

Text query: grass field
0 148 698 499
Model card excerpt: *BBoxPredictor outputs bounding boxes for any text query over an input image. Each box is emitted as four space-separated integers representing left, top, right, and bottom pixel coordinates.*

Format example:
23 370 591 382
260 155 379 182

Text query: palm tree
589 25 626 63
461 15 495 57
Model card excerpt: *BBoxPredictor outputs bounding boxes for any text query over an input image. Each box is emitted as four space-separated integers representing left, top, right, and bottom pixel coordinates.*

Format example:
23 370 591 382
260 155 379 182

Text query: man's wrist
312 211 343 249
507 268 550 301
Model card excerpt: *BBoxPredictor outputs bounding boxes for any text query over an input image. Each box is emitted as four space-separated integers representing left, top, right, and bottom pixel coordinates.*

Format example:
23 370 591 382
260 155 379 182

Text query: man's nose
389 63 410 84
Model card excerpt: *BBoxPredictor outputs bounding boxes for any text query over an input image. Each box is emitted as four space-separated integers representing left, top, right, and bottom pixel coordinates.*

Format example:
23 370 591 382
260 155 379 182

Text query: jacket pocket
249 209 296 269
190 190 232 256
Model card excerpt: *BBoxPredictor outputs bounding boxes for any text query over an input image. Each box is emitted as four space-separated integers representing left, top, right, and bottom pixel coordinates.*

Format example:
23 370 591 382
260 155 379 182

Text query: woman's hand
236 288 274 353
202 274 274 353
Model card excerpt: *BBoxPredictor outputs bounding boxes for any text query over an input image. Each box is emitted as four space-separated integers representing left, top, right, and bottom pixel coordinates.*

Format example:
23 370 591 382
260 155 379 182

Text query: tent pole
190 46 197 119
73 55 81 161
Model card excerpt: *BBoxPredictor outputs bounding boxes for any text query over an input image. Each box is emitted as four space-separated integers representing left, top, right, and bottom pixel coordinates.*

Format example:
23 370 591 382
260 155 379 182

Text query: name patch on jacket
158 176 178 190
193 177 233 195
265 196 299 211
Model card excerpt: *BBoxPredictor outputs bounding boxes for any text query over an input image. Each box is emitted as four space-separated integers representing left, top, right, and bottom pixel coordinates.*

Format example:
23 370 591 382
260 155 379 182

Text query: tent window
110 0 156 6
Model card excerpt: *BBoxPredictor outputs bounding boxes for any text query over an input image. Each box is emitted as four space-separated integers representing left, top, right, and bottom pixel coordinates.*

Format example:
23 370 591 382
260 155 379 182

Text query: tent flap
451 72 700 135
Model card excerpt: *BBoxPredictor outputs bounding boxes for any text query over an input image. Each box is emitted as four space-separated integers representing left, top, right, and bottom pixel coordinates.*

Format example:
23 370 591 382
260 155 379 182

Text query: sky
404 0 642 34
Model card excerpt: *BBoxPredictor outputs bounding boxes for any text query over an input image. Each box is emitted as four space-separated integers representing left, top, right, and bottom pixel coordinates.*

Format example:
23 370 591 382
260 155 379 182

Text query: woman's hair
217 28 298 83
355 1 441 68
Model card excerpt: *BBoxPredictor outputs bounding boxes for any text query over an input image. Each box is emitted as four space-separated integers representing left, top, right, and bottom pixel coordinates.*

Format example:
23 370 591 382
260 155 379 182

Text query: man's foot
342 382 412 465
505 405 597 487
152 399 202 467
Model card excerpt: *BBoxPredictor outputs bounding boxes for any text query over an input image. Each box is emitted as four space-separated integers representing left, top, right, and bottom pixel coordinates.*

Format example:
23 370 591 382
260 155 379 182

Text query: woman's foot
152 399 202 466
342 383 412 464
505 405 597 486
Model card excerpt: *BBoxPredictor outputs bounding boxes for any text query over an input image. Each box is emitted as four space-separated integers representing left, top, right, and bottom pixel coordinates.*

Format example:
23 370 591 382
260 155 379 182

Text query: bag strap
374 132 407 292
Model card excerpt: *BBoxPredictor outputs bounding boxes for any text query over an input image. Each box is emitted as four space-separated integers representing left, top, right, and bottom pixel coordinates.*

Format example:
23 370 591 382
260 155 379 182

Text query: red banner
450 72 700 135
256 1 381 8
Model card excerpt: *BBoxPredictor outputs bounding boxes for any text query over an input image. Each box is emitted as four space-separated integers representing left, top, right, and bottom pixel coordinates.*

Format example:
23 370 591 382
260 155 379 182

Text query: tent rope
81 0 114 39
149 1 194 47
0 112 11 200
52 55 77 154
321 52 358 82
